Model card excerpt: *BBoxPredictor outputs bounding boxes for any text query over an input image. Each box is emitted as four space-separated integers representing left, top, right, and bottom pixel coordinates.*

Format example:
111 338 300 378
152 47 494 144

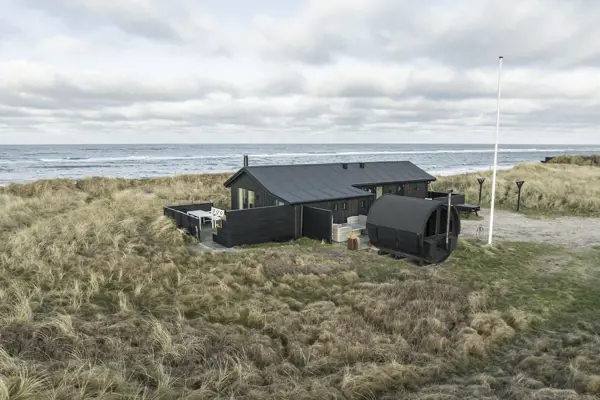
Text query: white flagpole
488 56 503 245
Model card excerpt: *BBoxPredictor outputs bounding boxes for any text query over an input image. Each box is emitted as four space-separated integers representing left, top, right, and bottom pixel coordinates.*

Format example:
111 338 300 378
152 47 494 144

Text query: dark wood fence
302 206 333 243
428 191 466 205
163 201 213 240
163 206 201 239
167 202 213 213
212 205 296 247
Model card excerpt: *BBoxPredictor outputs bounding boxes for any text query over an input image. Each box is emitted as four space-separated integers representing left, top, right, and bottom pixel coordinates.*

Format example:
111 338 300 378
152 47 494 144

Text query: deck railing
163 206 201 240
427 191 466 205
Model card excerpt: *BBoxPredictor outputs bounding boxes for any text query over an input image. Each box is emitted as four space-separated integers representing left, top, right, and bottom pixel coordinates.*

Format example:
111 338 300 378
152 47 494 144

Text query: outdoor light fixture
515 180 525 211
446 189 453 250
476 177 486 205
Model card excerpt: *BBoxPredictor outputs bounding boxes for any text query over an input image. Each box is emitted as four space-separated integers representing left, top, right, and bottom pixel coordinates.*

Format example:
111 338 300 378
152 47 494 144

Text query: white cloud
0 0 599 144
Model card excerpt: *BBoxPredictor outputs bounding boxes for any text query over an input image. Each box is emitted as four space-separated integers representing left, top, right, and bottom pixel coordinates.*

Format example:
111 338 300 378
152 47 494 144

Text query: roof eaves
223 167 246 187
351 177 436 186
287 191 374 205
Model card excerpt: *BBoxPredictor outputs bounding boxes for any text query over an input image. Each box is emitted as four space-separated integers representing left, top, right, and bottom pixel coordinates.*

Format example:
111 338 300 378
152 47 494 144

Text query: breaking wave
38 148 572 163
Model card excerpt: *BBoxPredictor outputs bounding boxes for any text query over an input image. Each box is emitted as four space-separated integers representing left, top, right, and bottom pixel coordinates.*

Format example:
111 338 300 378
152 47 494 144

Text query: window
413 184 420 195
360 200 365 208
333 203 338 211
397 184 405 194
275 199 285 206
248 190 255 208
342 202 347 210
237 188 246 209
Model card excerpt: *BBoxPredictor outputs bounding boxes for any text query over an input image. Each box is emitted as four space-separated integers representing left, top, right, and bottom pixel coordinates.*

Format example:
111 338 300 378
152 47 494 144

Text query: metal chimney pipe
243 154 249 167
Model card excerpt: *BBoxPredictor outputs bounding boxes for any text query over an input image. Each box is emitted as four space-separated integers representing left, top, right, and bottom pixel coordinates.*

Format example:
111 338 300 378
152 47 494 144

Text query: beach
3 143 600 185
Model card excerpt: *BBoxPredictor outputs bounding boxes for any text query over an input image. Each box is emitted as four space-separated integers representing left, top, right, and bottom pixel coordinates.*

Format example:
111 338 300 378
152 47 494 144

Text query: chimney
342 163 348 169
359 162 365 169
243 154 249 167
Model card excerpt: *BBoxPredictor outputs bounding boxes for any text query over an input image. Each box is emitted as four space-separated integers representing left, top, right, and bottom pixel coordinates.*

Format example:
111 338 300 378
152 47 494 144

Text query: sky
1 0 599 145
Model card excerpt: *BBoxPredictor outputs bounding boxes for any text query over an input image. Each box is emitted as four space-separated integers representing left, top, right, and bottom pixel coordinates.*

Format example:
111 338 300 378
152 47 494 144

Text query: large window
248 190 255 208
238 188 256 208
237 188 246 209
404 183 421 197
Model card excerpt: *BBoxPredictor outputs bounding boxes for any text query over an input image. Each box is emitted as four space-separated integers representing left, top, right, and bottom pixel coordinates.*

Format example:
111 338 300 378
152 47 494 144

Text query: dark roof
224 161 436 204
367 194 442 233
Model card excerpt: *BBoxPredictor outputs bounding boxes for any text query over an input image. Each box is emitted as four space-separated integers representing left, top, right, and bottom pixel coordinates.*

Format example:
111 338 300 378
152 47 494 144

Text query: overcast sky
1 0 599 144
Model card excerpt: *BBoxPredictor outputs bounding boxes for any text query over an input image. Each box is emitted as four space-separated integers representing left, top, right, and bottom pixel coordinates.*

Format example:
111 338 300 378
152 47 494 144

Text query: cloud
249 0 600 68
0 61 241 109
19 0 182 41
0 19 22 41
0 0 599 144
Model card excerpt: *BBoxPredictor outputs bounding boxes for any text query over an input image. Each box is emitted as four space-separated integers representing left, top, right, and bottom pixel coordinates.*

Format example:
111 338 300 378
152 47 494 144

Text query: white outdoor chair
211 207 225 229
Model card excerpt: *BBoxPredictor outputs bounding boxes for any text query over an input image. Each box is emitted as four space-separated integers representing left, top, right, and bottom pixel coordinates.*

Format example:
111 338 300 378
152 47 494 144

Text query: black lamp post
446 189 453 250
515 180 525 211
477 177 486 205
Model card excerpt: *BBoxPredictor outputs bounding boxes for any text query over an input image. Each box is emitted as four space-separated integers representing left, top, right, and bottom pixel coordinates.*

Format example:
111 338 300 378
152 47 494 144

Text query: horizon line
2 142 599 146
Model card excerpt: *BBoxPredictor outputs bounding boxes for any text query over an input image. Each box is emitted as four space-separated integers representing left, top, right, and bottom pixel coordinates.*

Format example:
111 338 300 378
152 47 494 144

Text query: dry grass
547 154 600 166
431 163 600 215
0 173 231 209
0 171 599 398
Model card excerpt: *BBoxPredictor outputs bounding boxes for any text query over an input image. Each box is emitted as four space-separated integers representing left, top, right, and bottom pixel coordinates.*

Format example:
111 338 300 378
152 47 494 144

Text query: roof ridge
245 160 412 168
224 160 436 203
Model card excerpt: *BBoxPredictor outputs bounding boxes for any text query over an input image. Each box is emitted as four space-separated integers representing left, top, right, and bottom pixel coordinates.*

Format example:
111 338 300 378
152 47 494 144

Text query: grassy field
1 164 599 399
431 163 600 216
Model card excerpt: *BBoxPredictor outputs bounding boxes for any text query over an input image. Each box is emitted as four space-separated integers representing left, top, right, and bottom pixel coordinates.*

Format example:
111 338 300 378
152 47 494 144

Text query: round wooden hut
366 194 461 265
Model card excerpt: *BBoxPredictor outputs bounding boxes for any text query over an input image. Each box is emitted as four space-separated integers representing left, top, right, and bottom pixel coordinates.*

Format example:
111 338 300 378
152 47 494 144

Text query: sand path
460 209 600 248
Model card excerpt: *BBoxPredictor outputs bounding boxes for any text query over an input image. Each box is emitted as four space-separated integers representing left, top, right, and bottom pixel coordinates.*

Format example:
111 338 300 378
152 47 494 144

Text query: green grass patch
236 237 329 250
447 240 600 320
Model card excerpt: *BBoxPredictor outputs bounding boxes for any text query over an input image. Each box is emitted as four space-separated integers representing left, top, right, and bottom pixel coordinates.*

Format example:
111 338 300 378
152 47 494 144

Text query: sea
1 143 599 185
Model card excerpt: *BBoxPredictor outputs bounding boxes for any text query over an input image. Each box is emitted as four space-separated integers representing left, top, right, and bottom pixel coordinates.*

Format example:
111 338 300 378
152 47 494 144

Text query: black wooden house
223 158 436 223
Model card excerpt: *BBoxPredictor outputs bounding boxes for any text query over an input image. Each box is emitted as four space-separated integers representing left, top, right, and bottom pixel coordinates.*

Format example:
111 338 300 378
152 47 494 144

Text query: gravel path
460 209 600 248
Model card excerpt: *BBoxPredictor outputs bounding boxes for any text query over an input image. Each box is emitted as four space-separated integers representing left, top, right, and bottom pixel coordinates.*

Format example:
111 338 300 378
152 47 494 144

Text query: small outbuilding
366 194 461 264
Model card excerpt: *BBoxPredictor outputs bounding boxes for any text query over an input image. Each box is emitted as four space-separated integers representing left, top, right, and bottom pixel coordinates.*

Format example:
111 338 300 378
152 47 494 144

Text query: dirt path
460 209 600 248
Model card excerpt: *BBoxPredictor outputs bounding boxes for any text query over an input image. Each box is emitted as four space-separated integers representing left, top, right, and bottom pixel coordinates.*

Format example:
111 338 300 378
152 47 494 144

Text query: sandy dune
460 209 600 248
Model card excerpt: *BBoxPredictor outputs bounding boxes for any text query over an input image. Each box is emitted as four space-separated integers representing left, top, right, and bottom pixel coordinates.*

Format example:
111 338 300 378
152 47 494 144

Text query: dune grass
0 167 599 398
431 163 600 216
547 154 600 166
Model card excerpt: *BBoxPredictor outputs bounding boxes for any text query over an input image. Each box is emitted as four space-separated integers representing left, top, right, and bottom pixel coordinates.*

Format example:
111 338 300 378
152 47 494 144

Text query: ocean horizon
2 143 599 185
